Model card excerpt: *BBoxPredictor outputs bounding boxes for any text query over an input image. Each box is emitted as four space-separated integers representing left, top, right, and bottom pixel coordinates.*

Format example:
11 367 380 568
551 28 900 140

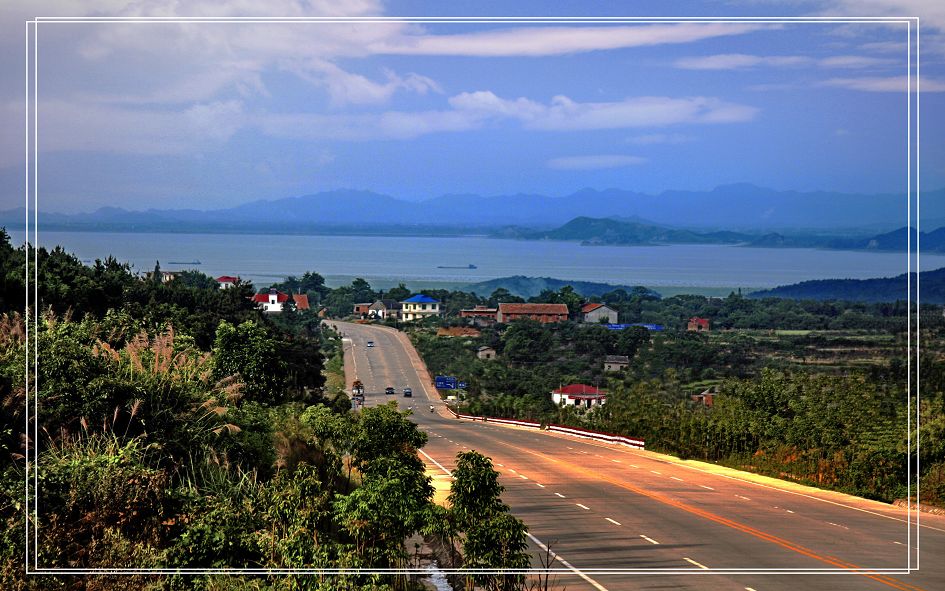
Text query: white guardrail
447 407 644 450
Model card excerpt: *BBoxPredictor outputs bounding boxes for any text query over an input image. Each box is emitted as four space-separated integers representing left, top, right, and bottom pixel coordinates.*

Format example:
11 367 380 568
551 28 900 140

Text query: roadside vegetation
308 278 941 509
0 232 533 590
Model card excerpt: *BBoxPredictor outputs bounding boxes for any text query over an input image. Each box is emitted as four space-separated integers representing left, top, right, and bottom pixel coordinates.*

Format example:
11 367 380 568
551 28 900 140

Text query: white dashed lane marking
605 518 622 526
535 483 545 488
650 471 662 475
827 522 849 530
670 476 684 481
699 485 714 490
640 535 660 545
576 503 591 511
683 557 709 569
555 492 566 498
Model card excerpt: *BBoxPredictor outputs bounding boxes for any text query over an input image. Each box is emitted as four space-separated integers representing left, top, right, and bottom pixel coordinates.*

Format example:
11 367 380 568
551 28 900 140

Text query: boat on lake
436 263 477 269
169 260 201 265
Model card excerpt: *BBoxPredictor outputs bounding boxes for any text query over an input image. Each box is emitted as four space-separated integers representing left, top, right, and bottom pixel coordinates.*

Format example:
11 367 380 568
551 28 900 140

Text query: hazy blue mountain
2 185 942 233
749 267 945 303
519 216 753 245
514 217 945 252
463 275 660 299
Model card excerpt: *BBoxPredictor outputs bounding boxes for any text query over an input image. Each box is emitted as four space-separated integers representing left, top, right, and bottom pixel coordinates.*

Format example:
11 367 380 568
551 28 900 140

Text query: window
422 304 427 310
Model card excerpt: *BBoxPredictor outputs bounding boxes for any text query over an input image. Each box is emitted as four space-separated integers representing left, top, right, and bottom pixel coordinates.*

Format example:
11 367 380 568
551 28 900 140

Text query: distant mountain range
511 217 945 252
2 184 942 233
749 267 945 303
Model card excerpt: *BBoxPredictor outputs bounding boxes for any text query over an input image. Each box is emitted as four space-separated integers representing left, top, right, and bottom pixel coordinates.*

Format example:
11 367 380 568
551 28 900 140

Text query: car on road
366 341 374 348
385 386 395 395
403 388 412 397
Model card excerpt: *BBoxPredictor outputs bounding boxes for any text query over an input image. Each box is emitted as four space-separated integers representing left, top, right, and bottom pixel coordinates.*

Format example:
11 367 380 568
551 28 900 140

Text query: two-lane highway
332 321 944 591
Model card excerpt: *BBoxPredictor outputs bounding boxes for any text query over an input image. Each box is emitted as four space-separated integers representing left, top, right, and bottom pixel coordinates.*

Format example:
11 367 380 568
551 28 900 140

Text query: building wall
402 302 441 321
585 307 617 324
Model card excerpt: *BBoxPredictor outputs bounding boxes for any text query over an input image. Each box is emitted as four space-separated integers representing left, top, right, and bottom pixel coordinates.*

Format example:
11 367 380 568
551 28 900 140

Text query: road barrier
446 406 644 450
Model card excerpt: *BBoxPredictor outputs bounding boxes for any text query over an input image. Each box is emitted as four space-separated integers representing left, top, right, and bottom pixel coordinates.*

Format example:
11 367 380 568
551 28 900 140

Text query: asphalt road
331 321 944 591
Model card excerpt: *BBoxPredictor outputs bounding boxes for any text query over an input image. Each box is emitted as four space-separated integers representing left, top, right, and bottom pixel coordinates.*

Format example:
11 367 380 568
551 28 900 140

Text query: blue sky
0 1 942 213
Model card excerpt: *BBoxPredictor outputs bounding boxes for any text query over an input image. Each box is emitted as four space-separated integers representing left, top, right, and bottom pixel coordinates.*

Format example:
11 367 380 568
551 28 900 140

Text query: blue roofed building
400 294 442 321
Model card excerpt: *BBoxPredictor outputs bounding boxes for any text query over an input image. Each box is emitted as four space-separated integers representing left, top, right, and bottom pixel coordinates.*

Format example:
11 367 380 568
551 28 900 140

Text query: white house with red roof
551 384 607 408
581 302 617 324
252 288 290 313
216 275 240 289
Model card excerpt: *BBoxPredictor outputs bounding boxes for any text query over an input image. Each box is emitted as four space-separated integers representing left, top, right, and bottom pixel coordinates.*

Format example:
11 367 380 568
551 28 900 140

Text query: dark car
385 386 395 395
403 388 412 397
366 341 374 348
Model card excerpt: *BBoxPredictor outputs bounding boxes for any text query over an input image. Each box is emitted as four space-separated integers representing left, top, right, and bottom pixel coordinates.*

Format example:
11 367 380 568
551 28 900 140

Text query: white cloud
285 59 442 106
675 53 895 71
821 75 945 91
675 53 811 70
818 55 897 68
369 23 764 57
448 91 758 130
547 155 647 170
252 92 756 143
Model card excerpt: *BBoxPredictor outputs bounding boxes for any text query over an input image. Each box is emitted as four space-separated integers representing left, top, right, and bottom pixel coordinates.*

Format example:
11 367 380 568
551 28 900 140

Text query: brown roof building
497 303 569 324
687 317 710 332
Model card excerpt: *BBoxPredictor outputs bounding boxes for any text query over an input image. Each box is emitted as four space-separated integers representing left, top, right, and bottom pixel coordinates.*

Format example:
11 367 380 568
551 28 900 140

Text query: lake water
8 230 943 292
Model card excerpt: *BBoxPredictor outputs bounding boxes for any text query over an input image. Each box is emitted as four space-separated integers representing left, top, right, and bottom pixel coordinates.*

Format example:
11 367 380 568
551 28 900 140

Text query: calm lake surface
9 230 942 292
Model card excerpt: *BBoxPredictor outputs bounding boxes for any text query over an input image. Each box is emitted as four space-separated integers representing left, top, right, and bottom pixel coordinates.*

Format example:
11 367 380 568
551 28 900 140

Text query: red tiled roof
581 302 604 313
216 275 239 283
292 293 310 310
498 303 569 315
552 384 606 395
252 291 289 304
689 317 710 327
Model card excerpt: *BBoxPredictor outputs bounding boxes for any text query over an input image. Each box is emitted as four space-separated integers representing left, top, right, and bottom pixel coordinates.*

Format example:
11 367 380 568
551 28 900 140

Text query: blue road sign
435 375 458 389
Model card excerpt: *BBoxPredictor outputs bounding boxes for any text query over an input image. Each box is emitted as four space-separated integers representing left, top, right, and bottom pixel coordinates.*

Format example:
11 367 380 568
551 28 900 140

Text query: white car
366 341 374 348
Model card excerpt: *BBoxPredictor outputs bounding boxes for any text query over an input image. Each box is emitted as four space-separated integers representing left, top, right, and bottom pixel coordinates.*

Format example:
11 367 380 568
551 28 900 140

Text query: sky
0 1 943 213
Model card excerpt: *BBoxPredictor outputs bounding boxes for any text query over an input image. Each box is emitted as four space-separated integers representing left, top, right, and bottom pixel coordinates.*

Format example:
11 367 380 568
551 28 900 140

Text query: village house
688 317 710 332
144 270 179 283
477 346 496 360
551 384 607 409
368 299 402 320
353 302 373 317
400 294 442 321
582 302 618 324
691 388 715 407
252 288 290 313
459 306 498 326
496 302 569 324
216 275 239 289
604 355 629 372
292 293 310 311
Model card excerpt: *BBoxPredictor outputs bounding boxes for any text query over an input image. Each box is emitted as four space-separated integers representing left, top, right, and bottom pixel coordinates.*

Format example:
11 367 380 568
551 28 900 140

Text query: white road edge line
699 485 714 490
418 449 451 476
526 532 610 591
683 557 709 569
420 446 609 591
535 483 545 488
640 535 659 545
605 517 622 526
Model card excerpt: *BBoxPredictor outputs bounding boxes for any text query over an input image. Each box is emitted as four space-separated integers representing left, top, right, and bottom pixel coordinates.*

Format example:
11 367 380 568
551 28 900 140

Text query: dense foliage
406 283 945 508
0 234 531 590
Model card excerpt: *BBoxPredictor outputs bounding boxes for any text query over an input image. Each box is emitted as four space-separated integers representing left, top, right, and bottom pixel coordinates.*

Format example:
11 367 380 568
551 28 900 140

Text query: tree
387 283 411 302
212 320 288 404
449 451 529 591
